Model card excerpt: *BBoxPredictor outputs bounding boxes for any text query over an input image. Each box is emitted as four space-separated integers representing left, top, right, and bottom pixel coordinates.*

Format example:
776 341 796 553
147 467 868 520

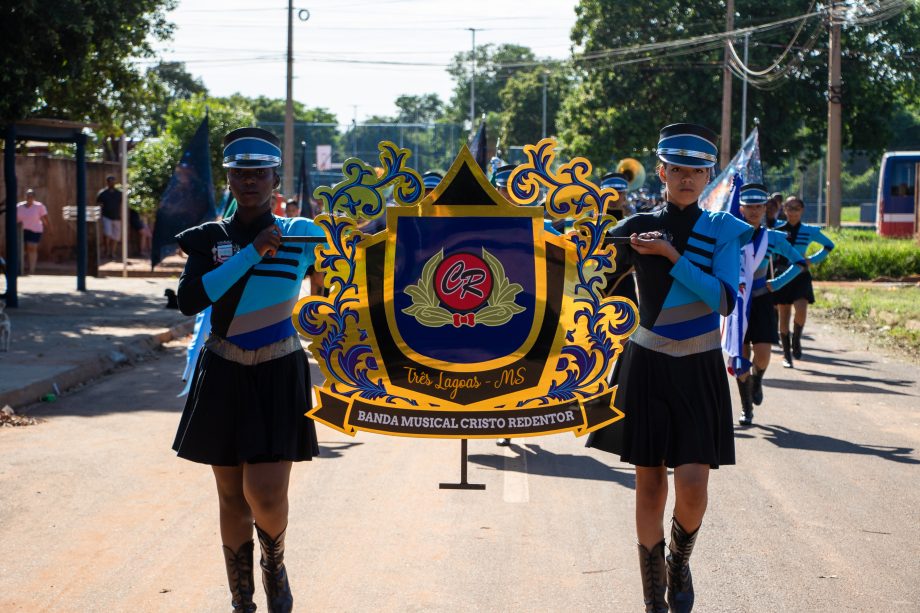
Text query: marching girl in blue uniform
173 128 325 613
587 124 752 613
726 184 806 425
772 196 835 367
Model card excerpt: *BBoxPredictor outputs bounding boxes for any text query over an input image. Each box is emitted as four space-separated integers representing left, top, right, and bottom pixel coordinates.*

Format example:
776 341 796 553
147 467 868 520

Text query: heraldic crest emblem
292 138 638 439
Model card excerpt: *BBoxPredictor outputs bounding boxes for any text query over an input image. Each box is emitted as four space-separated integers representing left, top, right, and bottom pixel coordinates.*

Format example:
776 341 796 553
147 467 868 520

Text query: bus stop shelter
2 119 94 308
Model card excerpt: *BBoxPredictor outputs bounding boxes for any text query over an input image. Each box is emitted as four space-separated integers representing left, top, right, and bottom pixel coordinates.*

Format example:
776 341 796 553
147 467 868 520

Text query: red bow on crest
452 312 475 328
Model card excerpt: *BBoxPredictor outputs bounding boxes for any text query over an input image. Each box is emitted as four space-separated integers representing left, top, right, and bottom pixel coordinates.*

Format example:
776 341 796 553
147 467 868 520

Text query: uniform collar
665 201 700 215
230 207 275 230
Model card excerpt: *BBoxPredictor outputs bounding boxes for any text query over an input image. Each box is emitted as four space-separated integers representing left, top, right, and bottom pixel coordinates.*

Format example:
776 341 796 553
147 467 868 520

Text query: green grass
840 205 861 223
808 229 920 280
814 284 920 357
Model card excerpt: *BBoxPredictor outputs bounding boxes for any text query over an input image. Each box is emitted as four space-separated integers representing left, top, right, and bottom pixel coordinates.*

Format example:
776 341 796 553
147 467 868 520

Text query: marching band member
772 195 835 367
726 184 806 425
599 172 638 307
587 123 752 612
173 127 325 613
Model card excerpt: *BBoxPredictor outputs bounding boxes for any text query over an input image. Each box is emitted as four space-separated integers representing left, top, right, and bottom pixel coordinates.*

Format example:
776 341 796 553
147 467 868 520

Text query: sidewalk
0 274 193 410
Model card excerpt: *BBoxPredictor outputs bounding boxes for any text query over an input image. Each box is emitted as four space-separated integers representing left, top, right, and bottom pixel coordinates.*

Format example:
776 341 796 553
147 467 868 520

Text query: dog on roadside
164 288 179 309
0 300 10 352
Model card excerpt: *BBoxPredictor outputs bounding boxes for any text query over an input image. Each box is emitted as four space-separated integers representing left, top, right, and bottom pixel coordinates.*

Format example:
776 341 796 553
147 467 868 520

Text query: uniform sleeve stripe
261 257 299 267
277 245 303 254
689 231 716 245
684 244 713 259
252 269 298 281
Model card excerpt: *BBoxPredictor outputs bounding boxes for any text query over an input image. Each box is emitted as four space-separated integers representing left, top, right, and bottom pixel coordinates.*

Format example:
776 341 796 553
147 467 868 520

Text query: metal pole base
439 438 485 490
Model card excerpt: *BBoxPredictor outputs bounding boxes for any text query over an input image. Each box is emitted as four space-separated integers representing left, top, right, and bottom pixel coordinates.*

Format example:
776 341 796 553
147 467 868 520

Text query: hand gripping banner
293 139 638 439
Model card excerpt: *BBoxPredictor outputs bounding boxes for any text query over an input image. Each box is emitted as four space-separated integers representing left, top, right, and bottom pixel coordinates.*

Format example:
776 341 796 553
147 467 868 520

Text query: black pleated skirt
586 342 735 468
172 345 320 466
744 293 779 345
772 268 815 305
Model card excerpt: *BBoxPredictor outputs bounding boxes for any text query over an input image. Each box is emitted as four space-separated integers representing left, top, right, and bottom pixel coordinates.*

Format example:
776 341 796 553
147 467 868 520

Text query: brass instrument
616 158 646 191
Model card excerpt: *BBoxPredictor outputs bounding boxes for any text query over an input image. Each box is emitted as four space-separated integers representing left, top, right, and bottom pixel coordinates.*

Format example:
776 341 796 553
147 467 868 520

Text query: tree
394 94 445 124
129 96 255 218
446 44 538 124
0 0 176 134
560 0 920 170
498 68 570 146
145 61 208 136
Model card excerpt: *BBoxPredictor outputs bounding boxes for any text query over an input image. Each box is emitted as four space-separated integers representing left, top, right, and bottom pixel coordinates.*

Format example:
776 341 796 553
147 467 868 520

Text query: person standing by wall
16 188 52 275
96 175 123 260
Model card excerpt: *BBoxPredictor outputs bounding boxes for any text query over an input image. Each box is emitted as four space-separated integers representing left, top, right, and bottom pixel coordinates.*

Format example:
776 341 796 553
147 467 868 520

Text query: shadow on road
317 441 364 459
755 424 920 464
468 443 636 489
763 377 912 396
795 368 916 391
792 352 876 368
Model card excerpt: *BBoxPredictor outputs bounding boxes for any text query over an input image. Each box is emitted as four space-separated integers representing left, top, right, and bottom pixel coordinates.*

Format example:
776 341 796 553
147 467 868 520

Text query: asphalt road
1 320 918 612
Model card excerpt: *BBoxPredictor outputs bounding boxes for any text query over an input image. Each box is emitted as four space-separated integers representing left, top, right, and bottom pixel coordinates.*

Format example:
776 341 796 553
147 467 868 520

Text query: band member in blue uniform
173 127 325 613
587 124 752 613
599 172 639 307
772 195 835 367
726 184 806 425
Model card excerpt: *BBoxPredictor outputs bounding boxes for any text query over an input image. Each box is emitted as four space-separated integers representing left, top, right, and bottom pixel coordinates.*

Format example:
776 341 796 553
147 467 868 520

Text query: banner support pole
439 439 485 490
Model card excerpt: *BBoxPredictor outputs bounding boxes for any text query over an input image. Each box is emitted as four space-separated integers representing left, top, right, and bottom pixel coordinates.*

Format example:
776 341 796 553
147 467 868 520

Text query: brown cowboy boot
638 540 668 613
666 518 700 613
222 540 258 613
255 524 293 613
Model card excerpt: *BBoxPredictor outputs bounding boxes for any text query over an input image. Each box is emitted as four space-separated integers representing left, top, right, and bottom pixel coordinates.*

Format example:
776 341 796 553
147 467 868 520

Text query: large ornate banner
293 139 637 439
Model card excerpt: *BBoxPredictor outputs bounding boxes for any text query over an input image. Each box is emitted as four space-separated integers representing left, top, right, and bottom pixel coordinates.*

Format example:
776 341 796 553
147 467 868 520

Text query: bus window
889 161 915 197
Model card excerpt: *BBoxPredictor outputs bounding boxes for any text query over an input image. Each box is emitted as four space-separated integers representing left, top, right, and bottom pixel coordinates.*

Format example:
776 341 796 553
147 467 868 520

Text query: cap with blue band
600 172 629 192
491 164 516 188
222 127 282 168
422 171 443 190
739 183 769 205
656 123 718 169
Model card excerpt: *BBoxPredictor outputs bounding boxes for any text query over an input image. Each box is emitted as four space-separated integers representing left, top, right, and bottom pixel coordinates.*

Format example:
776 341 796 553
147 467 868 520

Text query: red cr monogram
434 252 493 312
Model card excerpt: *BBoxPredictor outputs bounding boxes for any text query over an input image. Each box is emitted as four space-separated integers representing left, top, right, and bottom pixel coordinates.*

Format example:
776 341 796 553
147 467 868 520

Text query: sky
150 0 581 127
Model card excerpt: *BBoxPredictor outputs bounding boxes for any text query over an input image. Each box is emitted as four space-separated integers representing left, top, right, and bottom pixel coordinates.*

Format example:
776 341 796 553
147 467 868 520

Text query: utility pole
467 28 478 129
740 32 750 144
720 0 735 168
284 0 295 198
826 2 843 228
542 70 548 139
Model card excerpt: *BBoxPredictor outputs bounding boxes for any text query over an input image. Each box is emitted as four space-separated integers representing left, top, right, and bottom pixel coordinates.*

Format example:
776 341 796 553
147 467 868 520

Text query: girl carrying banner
587 123 752 612
723 184 806 425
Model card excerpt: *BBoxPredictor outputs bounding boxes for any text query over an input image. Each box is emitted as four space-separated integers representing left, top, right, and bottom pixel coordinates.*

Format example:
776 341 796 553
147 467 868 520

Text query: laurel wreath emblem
402 248 525 328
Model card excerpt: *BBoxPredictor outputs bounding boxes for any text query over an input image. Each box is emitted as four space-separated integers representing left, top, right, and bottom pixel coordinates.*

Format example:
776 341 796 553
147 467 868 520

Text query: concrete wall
0 155 121 263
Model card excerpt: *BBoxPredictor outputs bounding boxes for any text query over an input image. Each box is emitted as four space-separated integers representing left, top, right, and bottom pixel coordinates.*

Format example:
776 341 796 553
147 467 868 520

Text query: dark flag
296 140 313 218
151 114 216 268
469 119 487 171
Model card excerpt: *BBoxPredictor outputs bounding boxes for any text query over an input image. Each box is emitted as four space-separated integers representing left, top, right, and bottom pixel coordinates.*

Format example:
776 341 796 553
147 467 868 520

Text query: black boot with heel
638 540 668 613
736 376 754 426
255 524 293 613
222 540 258 613
792 324 804 359
781 333 793 368
667 518 700 613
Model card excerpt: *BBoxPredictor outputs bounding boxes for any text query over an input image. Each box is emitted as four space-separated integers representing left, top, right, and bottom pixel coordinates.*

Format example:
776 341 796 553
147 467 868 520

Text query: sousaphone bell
616 158 646 191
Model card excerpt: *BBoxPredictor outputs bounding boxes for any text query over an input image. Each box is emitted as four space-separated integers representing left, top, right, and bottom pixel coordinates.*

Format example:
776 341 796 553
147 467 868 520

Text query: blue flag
469 119 488 171
700 127 762 213
297 140 313 218
151 114 216 268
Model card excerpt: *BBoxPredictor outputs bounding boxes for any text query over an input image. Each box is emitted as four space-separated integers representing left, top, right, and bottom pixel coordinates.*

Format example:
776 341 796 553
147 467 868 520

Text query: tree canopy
0 0 176 134
560 0 920 169
446 44 539 124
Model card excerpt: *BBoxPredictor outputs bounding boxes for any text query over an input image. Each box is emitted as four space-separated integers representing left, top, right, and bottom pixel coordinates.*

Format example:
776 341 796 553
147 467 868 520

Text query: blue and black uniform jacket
774 221 835 267
751 228 806 298
609 202 753 357
176 209 325 350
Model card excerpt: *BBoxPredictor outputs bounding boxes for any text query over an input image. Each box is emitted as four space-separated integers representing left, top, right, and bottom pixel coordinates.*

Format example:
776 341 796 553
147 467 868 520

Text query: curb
2 319 195 411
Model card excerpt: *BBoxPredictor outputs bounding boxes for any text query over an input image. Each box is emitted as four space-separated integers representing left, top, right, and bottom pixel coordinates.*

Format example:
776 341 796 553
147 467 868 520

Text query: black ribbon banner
309 389 621 438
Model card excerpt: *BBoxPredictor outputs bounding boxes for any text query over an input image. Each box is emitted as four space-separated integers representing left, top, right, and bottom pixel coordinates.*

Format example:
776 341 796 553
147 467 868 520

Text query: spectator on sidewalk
16 188 52 275
97 176 123 260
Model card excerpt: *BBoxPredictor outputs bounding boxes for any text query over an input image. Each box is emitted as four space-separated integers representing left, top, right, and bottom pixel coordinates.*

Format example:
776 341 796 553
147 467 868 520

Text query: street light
467 28 479 129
